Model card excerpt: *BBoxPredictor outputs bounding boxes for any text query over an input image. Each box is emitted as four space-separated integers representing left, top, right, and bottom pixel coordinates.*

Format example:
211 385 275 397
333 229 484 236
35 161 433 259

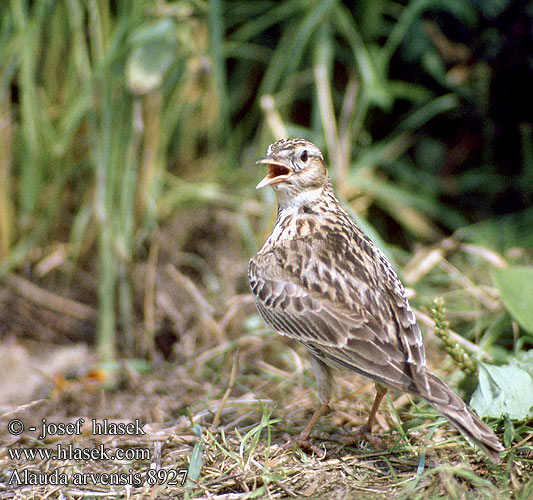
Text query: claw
282 432 326 458
340 424 382 448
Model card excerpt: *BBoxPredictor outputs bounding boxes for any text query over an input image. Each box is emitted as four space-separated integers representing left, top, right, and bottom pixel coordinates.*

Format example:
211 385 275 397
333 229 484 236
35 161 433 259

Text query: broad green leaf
470 362 533 420
492 266 533 334
514 350 533 377
126 20 178 95
126 42 176 95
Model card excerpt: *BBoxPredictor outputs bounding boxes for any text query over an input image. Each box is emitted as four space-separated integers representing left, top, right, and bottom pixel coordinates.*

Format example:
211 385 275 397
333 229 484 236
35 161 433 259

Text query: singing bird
248 138 503 463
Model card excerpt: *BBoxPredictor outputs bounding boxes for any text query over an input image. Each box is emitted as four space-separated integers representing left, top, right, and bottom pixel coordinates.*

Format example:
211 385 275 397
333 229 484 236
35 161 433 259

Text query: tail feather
424 373 503 464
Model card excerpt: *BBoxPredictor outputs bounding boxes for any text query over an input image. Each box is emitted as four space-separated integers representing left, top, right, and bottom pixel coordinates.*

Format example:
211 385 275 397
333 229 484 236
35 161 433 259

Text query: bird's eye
300 150 308 162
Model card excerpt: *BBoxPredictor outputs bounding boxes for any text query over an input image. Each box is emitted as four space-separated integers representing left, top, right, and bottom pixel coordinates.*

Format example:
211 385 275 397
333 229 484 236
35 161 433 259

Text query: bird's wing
249 224 429 394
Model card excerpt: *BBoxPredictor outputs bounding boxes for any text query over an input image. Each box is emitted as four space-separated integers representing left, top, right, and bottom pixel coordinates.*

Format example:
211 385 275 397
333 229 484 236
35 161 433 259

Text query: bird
248 138 503 463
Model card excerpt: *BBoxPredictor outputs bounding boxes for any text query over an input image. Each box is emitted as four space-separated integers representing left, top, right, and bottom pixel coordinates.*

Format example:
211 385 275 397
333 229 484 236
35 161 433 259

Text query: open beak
255 157 293 189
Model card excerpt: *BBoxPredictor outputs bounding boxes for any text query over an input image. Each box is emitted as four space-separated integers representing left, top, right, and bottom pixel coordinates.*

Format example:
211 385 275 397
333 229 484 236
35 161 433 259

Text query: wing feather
249 224 427 393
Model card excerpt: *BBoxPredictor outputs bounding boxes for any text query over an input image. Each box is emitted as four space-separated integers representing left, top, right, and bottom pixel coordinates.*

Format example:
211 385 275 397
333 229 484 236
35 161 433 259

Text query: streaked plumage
248 138 503 463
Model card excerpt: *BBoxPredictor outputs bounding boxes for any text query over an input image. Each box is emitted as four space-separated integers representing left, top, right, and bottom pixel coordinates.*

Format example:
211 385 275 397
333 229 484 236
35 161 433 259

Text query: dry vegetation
1 208 532 500
1 0 533 498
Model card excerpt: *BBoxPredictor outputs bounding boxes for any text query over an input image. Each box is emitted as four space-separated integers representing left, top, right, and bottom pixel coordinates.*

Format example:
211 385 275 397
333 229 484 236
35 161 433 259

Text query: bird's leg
359 383 388 441
343 383 388 447
283 354 332 456
297 400 330 442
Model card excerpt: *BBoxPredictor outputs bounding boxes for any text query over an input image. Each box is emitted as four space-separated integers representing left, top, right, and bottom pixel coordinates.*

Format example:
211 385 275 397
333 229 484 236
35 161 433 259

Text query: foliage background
0 0 532 498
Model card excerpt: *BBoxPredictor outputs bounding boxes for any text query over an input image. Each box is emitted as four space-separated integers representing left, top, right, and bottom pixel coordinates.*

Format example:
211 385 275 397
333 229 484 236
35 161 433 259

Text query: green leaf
514 350 533 378
503 415 515 447
184 437 204 500
126 20 178 95
492 266 533 334
470 362 533 420
248 486 267 498
126 42 176 95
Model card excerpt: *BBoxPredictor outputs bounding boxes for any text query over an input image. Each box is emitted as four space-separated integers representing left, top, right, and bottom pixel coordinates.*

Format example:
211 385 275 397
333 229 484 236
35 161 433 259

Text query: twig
166 264 226 342
458 243 507 269
4 273 95 320
218 295 255 331
339 74 358 157
511 431 533 450
0 398 47 418
437 259 500 311
212 349 240 429
143 241 159 359
314 64 346 192
403 247 444 284
260 95 287 140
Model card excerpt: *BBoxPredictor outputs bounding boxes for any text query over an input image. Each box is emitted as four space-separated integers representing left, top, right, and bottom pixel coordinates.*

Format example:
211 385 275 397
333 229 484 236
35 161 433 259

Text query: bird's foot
282 432 326 458
340 424 382 448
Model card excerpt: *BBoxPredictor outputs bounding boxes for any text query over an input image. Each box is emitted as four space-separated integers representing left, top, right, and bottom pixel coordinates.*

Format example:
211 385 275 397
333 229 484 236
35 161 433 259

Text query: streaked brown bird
248 138 503 463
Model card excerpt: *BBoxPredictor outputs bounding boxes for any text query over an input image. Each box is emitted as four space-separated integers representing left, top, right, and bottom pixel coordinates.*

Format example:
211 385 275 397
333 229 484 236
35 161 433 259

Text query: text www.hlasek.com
8 443 150 461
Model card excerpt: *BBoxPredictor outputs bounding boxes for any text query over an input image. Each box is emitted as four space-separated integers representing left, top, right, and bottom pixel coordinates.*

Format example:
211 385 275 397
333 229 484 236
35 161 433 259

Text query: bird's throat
275 185 325 214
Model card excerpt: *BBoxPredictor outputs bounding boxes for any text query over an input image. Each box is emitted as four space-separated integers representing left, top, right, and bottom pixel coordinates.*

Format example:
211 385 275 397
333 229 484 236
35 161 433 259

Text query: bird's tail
424 373 503 463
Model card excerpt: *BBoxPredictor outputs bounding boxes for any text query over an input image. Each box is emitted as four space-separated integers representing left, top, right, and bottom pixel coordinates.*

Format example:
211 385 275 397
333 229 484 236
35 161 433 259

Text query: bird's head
256 139 328 204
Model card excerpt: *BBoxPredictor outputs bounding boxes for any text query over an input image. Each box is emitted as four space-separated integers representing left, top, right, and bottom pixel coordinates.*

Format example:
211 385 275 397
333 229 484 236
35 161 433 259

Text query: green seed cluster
431 297 478 377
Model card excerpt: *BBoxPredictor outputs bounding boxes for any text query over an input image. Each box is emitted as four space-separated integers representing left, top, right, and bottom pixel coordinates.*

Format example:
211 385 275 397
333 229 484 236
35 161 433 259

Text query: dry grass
2 1 533 498
1 209 532 500
1 337 532 499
